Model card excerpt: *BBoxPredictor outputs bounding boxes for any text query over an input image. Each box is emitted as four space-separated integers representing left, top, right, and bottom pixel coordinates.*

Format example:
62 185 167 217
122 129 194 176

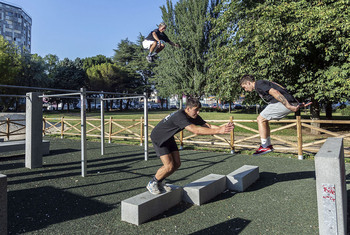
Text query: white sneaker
158 182 172 193
146 181 161 195
146 56 153 63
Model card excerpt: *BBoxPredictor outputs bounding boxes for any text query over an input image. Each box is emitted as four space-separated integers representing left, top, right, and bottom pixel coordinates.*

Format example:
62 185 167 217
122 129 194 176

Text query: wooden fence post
60 116 64 139
109 117 113 144
296 115 303 160
42 117 46 136
6 118 10 141
230 116 235 154
180 130 184 150
140 116 144 146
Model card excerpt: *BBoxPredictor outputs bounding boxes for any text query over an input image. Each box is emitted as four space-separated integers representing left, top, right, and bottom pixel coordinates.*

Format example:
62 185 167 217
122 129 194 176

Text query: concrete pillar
315 138 347 235
0 174 7 235
25 92 43 168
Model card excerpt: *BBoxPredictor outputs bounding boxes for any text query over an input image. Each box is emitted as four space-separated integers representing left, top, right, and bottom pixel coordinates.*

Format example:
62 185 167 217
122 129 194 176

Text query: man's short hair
186 97 201 109
240 74 255 85
158 22 167 28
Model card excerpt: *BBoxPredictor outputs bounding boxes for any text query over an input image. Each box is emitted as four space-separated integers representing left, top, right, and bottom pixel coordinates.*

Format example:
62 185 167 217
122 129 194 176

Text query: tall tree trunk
325 100 333 120
119 99 123 111
310 98 320 135
109 100 113 112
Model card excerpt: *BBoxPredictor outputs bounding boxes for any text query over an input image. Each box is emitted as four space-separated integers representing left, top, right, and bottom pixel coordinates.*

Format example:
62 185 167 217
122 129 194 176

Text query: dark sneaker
253 145 274 155
146 181 161 195
158 182 172 193
146 56 153 63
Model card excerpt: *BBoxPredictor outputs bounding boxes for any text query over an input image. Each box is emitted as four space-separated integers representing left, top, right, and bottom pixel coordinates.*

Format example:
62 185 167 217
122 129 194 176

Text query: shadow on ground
189 217 251 235
8 186 113 234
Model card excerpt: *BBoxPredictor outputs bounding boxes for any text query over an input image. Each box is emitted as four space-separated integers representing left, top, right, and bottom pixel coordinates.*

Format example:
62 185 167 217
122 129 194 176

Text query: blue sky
4 0 173 60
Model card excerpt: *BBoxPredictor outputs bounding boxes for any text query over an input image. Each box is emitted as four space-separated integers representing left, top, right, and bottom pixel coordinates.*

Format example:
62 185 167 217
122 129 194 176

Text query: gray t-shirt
150 110 206 146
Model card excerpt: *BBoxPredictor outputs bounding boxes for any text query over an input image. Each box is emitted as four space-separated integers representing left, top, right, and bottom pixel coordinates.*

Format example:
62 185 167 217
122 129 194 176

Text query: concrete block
0 140 50 155
226 165 259 192
26 92 43 169
0 174 7 235
315 138 347 235
121 184 182 225
183 174 226 205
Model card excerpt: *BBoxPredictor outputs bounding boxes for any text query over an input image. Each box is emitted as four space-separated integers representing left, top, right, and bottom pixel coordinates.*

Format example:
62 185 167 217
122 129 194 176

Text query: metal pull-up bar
99 93 149 161
36 89 88 177
2 84 148 177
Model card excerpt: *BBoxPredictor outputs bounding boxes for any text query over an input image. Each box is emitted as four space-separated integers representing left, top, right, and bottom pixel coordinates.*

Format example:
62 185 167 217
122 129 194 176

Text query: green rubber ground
2 137 350 234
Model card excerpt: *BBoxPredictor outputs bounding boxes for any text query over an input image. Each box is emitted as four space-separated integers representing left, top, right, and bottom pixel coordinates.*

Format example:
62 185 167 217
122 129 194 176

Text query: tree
0 36 22 111
113 37 153 95
16 53 48 87
51 58 87 111
152 0 221 98
81 55 112 71
0 35 21 85
209 0 350 119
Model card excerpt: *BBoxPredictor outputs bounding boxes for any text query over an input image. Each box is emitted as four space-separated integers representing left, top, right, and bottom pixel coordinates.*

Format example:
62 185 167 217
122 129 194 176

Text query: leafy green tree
0 35 21 85
209 0 350 119
152 0 220 98
81 55 112 71
0 36 22 111
51 58 87 111
16 53 48 87
113 37 153 95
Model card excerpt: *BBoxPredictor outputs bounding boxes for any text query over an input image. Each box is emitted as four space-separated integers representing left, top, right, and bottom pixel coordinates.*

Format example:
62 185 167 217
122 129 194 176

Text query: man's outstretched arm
185 123 234 135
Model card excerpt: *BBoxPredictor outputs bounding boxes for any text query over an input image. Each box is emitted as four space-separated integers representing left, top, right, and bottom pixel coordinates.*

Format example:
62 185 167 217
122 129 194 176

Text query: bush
340 106 350 116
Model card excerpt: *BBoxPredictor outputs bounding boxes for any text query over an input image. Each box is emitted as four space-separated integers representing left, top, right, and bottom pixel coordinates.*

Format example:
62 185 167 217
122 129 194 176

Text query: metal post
143 93 148 161
80 88 87 177
100 93 105 155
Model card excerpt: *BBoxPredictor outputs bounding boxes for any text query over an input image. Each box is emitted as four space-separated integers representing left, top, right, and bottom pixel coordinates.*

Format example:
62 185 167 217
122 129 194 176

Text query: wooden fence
0 118 26 140
1 116 349 157
42 116 350 158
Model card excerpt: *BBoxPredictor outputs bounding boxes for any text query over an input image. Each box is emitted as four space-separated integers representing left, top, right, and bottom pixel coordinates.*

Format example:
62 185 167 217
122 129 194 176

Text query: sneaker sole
253 149 274 155
146 185 161 195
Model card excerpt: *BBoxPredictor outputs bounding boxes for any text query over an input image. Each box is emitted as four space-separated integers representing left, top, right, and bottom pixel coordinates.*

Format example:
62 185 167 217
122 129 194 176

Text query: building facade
0 1 31 53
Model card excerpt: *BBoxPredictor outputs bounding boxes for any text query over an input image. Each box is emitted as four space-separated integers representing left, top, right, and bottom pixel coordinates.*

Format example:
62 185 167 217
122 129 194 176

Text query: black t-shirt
150 110 206 146
145 28 170 42
255 80 297 104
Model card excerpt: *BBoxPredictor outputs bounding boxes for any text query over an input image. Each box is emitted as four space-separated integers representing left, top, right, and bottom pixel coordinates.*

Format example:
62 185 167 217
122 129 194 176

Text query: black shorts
152 137 179 157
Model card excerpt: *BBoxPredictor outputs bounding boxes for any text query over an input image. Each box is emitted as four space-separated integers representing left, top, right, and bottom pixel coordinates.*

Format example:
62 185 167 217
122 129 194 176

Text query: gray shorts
260 102 293 120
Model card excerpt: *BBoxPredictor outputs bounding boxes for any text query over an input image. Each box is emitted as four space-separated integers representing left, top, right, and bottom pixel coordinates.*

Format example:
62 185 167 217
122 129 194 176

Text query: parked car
222 104 230 110
233 104 243 109
150 103 161 109
170 105 178 109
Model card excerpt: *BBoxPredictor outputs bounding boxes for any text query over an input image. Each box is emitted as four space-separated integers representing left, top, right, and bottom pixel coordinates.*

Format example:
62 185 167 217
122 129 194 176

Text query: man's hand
218 122 235 134
289 102 312 112
175 43 181 48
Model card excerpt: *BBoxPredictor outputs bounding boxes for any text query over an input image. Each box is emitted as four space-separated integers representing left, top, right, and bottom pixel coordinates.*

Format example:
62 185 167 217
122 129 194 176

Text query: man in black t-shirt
142 22 180 63
146 97 234 195
240 75 310 155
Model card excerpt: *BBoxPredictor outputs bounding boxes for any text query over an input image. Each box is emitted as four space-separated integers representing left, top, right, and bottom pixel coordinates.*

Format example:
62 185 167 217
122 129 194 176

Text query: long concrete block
226 165 259 192
121 184 182 225
183 174 226 206
0 140 50 155
0 174 7 235
315 138 347 235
